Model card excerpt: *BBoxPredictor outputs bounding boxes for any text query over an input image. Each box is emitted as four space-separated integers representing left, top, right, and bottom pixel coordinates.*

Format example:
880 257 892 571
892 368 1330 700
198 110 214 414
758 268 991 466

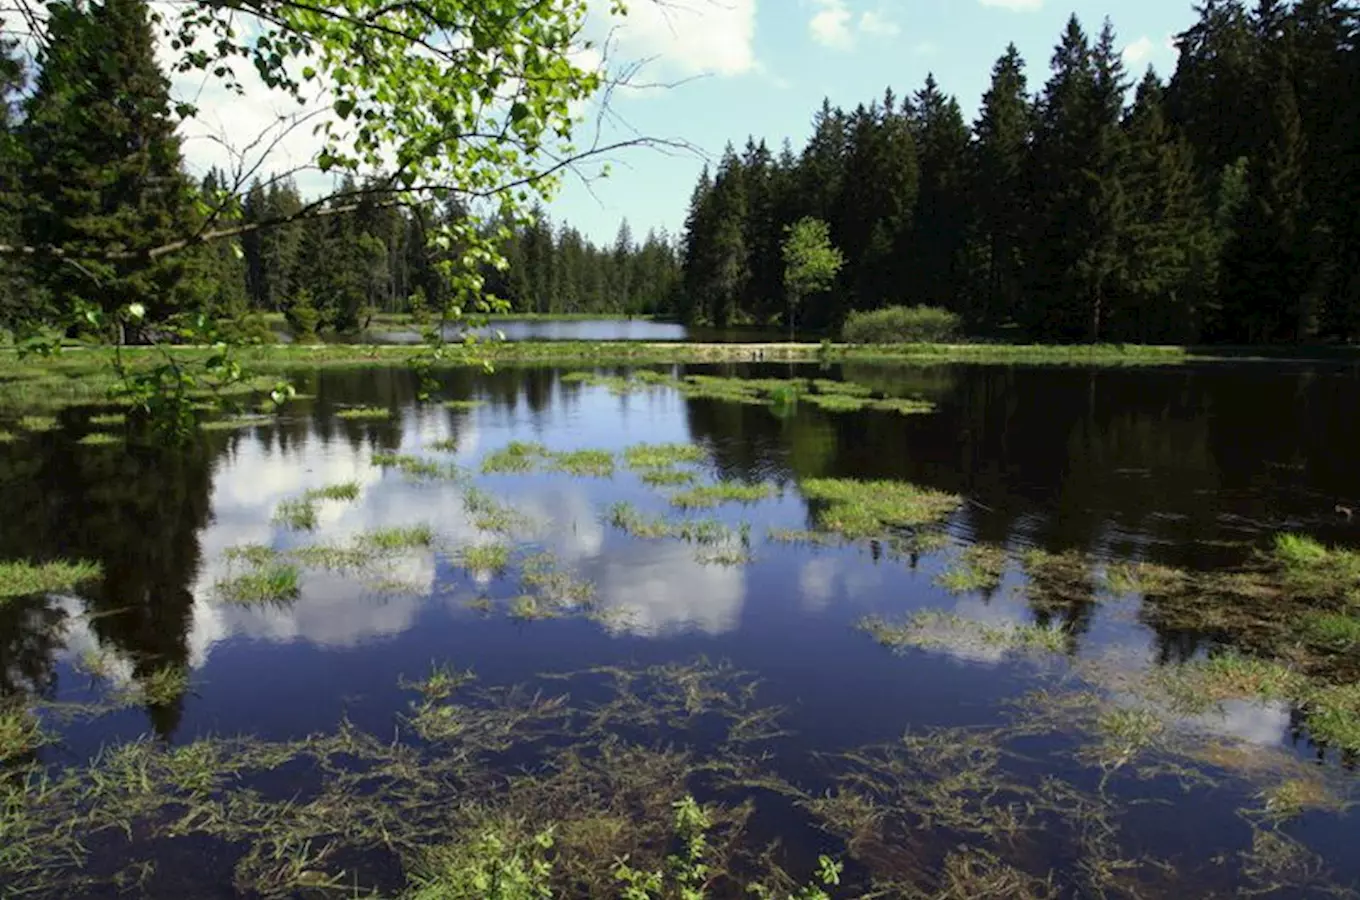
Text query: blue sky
549 0 1200 245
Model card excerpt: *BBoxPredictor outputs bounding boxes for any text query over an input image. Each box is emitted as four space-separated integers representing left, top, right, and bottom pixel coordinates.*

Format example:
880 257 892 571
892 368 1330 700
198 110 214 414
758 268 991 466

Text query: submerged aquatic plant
0 559 101 599
359 524 436 551
801 478 961 539
936 544 1008 594
272 497 319 531
372 452 460 480
858 611 1068 657
459 542 513 574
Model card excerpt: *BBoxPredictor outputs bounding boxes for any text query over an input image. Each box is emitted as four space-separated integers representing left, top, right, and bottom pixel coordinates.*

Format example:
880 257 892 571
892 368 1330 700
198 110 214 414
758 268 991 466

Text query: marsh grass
272 497 318 531
858 611 1067 656
426 437 461 451
508 594 557 621
441 398 485 410
1022 549 1099 613
359 524 436 551
1103 560 1188 596
1154 653 1304 713
669 482 773 509
1300 612 1360 648
215 562 302 606
607 502 739 546
937 544 1008 594
303 481 361 502
800 478 961 539
765 528 843 546
0 706 48 762
87 412 125 427
0 429 12 442
1270 533 1360 605
481 440 549 474
459 542 513 574
640 468 698 487
200 415 269 432
463 487 534 535
550 449 615 477
623 442 706 470
372 452 460 480
19 415 56 432
0 559 101 598
76 432 120 446
335 405 393 421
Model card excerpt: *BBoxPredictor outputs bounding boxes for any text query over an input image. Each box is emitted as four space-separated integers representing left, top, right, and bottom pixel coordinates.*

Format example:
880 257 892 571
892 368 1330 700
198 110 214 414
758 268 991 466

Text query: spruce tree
968 44 1032 332
0 22 30 329
907 74 972 316
20 0 207 337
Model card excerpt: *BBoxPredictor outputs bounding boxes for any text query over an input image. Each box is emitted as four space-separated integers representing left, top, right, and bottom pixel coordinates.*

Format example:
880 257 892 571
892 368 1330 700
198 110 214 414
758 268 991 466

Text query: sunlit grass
19 415 57 432
0 706 48 763
459 542 513 574
668 482 773 510
623 442 706 470
87 412 125 427
550 449 614 478
1302 683 1360 752
800 478 961 539
272 497 318 531
372 452 459 480
1104 560 1189 595
1300 612 1360 648
481 441 548 475
1155 653 1304 713
359 524 436 551
936 544 1008 594
303 481 362 502
335 405 393 421
0 559 101 599
640 468 698 487
77 432 120 446
215 562 302 606
1270 533 1360 605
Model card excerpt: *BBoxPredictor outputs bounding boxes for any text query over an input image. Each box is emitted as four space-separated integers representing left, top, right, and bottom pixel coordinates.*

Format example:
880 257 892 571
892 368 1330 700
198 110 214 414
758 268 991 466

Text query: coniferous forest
680 2 1360 344
1 0 1358 344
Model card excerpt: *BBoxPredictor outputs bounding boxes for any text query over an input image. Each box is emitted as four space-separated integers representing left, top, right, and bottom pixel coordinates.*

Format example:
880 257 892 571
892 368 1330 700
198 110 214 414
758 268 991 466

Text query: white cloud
809 0 854 50
1122 36 1155 65
587 0 757 77
858 10 900 37
978 0 1044 10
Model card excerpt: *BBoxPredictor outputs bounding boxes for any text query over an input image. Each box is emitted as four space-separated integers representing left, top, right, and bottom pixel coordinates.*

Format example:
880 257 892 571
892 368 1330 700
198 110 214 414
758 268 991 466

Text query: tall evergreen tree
906 74 972 316
967 44 1033 332
0 22 30 329
20 0 207 337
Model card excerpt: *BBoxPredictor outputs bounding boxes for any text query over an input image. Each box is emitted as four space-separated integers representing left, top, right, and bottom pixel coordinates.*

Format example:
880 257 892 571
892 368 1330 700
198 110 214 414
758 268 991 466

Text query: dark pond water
3 360 1360 897
348 317 786 343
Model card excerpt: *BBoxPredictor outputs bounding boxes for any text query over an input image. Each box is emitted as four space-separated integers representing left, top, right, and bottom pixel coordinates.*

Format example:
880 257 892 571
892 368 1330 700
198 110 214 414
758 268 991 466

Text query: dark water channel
2 360 1359 897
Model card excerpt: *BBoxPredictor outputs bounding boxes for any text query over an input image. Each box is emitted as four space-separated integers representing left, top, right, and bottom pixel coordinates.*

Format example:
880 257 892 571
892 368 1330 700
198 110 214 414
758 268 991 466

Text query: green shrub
842 305 961 344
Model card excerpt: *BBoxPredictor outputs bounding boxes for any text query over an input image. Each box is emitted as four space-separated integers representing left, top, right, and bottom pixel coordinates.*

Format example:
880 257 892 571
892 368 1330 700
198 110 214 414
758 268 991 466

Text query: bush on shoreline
842 305 961 344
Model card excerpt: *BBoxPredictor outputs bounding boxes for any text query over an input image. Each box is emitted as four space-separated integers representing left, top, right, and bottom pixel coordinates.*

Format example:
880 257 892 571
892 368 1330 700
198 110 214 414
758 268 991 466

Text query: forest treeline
0 0 679 341
680 1 1360 344
2 1 1357 344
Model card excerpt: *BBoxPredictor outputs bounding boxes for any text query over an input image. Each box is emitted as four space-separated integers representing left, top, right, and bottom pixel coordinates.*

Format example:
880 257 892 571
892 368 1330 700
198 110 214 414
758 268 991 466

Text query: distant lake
351 317 787 343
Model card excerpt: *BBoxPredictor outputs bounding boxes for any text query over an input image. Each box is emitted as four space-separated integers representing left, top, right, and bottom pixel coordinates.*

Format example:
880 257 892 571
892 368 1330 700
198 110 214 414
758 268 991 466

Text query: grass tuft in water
372 452 459 480
216 562 301 606
0 559 101 599
77 432 120 446
19 415 57 432
669 482 773 510
1103 560 1189 595
359 524 436 551
0 429 13 443
765 528 842 546
508 594 557 621
1300 611 1360 649
272 497 318 531
441 398 484 410
623 442 706 470
335 405 393 421
936 544 1008 594
200 415 270 432
303 481 362 502
1156 653 1304 713
463 487 534 535
801 478 961 539
1270 533 1360 605
1301 683 1360 752
0 706 49 762
88 412 126 427
550 449 615 478
459 542 513 574
481 441 549 474
640 468 698 487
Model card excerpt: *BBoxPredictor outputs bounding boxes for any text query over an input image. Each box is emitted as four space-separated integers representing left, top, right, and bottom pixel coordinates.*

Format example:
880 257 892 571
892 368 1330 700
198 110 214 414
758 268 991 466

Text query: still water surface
3 360 1360 896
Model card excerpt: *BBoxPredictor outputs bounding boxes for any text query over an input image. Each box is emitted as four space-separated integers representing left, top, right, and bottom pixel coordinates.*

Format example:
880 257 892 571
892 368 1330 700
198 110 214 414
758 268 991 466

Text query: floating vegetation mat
561 370 936 416
4 658 1356 898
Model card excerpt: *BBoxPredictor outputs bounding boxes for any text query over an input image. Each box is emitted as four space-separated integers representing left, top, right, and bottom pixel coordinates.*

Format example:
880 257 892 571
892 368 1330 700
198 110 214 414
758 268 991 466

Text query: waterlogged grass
200 415 270 432
640 468 698 487
0 429 12 442
19 415 56 432
1270 533 1360 605
550 449 614 478
272 497 319 531
0 559 101 599
87 412 125 427
859 611 1068 656
76 432 120 446
303 480 362 502
607 502 745 549
459 542 513 574
463 487 534 535
669 481 773 510
936 544 1008 594
623 442 706 470
372 452 460 480
335 405 393 421
481 440 549 475
1300 612 1360 648
441 398 485 410
359 524 435 551
215 562 302 606
800 478 961 539
1104 560 1189 595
